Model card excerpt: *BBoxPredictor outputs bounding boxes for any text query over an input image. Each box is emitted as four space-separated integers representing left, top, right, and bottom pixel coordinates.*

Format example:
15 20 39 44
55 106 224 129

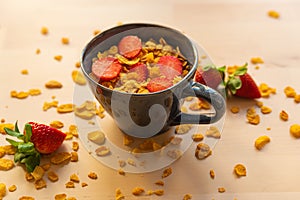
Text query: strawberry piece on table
234 73 261 98
157 56 182 79
28 122 66 154
226 64 261 99
129 62 148 82
195 65 224 89
92 57 122 81
147 77 173 92
118 35 142 59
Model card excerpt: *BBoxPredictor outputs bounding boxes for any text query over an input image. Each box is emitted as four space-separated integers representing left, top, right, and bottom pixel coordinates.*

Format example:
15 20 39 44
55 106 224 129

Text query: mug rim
80 22 199 96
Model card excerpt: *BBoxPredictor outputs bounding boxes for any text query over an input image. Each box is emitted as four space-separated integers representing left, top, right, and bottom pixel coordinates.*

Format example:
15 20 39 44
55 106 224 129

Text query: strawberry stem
225 63 248 95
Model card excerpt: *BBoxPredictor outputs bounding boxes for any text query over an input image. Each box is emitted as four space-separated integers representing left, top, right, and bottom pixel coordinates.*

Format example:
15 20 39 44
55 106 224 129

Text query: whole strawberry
28 122 66 154
226 64 261 99
5 121 66 172
195 65 225 89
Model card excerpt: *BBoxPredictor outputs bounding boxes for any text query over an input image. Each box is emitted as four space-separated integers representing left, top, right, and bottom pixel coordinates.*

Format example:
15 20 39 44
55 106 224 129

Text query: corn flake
268 10 280 19
218 187 226 193
205 126 221 139
88 172 98 180
95 146 110 156
10 90 29 99
34 178 47 190
279 110 289 121
290 124 300 138
234 164 247 177
40 26 48 35
31 166 45 181
54 55 63 61
295 94 300 103
71 152 79 162
210 169 215 179
72 70 86 85
162 167 172 178
50 152 71 165
0 158 14 170
192 133 204 142
175 124 192 134
183 194 192 200
284 86 296 98
43 100 58 111
57 104 75 113
19 196 35 200
49 120 64 129
251 57 264 64
21 69 29 75
132 187 145 196
65 181 75 188
45 80 63 89
0 183 6 199
255 135 271 150
195 143 212 160
70 174 80 183
48 171 59 182
230 106 240 114
61 37 69 45
260 106 272 114
115 188 125 200
54 193 67 200
72 141 79 152
8 184 17 192
88 130 106 145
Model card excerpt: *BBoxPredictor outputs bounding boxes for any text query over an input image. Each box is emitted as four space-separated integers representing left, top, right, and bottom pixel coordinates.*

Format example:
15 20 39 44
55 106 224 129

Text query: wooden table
1 0 300 199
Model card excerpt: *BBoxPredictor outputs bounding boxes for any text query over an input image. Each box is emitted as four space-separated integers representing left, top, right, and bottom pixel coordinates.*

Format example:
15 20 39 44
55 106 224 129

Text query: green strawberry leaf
24 123 32 143
4 127 24 140
14 121 20 133
14 152 26 163
233 63 248 76
217 65 226 73
21 153 40 172
6 138 23 147
18 142 35 153
227 77 242 94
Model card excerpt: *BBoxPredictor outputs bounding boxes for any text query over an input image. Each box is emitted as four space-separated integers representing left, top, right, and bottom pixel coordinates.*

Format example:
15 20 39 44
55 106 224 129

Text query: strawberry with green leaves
225 64 261 99
4 121 66 172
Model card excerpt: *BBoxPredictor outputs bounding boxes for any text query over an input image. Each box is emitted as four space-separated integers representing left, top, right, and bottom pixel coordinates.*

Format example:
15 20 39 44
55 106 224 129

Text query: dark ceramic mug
81 23 226 138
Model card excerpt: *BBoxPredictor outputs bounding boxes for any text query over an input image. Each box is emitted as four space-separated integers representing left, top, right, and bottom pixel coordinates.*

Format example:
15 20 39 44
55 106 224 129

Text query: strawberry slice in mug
129 62 148 82
91 57 122 81
118 35 142 59
147 77 173 92
157 56 182 79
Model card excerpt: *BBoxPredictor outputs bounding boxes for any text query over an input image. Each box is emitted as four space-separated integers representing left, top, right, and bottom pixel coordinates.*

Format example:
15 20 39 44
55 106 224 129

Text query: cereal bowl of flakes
81 23 226 138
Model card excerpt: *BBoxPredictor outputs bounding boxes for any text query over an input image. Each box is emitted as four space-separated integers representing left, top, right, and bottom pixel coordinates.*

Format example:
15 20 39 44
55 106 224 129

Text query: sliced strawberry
147 77 173 92
157 56 182 79
129 62 148 82
195 66 224 89
29 122 66 154
234 73 261 98
92 57 122 81
118 35 142 59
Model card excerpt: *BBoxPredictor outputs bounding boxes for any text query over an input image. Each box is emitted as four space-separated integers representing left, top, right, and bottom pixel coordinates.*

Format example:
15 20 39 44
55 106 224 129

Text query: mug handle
171 81 226 125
